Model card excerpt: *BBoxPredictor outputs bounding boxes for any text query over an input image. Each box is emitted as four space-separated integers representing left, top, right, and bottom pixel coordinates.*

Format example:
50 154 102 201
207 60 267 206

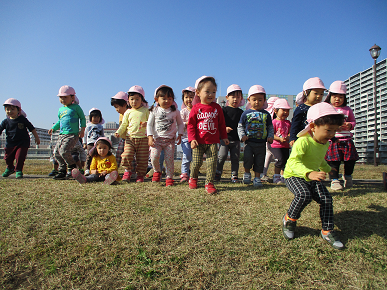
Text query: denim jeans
181 139 192 174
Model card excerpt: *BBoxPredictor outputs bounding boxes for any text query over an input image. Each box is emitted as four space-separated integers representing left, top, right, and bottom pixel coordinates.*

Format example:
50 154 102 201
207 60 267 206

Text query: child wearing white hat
282 102 345 250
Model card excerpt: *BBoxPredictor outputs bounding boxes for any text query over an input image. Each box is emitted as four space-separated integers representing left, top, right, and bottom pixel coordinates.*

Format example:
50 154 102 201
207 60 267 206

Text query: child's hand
341 122 352 131
99 170 108 177
176 135 182 145
267 137 274 144
223 138 230 146
79 132 84 139
289 140 295 147
48 129 53 135
226 127 233 133
148 136 155 147
83 144 87 149
140 121 147 128
191 140 198 149
35 138 41 145
307 171 326 181
114 132 120 138
241 135 248 142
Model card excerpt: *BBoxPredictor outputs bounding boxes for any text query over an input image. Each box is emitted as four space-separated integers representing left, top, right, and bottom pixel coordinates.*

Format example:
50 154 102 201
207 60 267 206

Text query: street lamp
369 44 381 166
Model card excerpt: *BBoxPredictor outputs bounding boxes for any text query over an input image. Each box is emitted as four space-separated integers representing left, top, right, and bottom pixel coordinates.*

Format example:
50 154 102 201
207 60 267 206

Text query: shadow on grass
335 204 387 242
330 184 385 197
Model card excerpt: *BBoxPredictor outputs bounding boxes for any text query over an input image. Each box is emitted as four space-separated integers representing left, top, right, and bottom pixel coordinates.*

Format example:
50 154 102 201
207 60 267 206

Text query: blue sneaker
253 177 263 187
243 173 251 184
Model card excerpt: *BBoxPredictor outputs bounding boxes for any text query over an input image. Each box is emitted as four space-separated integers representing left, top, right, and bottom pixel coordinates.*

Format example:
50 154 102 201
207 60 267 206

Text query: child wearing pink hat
238 85 274 187
187 76 228 194
48 86 86 180
179 86 195 182
83 108 105 176
1 98 40 178
271 99 292 184
215 84 245 183
115 86 149 182
324 81 358 190
72 137 118 185
289 77 325 147
282 102 345 250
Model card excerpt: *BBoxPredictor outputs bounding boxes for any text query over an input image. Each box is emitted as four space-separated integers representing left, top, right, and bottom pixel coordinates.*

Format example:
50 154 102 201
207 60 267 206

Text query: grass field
1 160 387 289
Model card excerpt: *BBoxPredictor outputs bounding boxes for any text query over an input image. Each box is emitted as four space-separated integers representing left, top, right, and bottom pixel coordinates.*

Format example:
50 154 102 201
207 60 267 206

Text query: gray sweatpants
54 134 78 172
216 140 241 176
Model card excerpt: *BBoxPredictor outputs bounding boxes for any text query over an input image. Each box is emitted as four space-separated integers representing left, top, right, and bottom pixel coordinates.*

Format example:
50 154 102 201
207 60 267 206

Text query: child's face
197 81 217 105
248 93 265 110
183 92 194 109
226 91 242 108
5 105 19 119
306 89 324 105
330 94 345 107
275 108 289 120
113 104 127 115
310 123 340 144
91 115 101 124
96 142 110 158
59 95 75 106
129 94 143 110
158 94 173 109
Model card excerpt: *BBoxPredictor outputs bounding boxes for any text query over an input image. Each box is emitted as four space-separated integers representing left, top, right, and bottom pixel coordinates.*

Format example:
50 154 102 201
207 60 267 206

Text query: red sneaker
152 171 161 182
189 178 198 189
136 175 144 183
180 173 189 183
165 178 174 187
122 171 132 182
205 182 218 194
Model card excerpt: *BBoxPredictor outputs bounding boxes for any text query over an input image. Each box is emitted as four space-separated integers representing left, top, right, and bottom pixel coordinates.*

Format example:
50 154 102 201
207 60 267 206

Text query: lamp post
369 44 381 166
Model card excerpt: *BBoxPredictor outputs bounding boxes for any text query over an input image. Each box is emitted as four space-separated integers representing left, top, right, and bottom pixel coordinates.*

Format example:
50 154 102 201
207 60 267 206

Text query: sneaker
48 169 58 177
2 168 15 177
205 182 217 194
343 175 353 188
146 168 154 178
53 171 67 180
273 175 282 184
260 175 270 182
282 214 297 240
180 173 189 183
321 230 344 250
166 178 174 187
253 177 263 187
189 178 198 189
84 169 90 176
122 171 132 182
152 171 161 182
231 175 238 183
243 172 251 184
136 175 144 183
214 172 221 182
66 171 72 179
330 180 343 191
131 172 138 180
15 171 23 179
280 176 286 183
104 171 118 185
72 168 86 184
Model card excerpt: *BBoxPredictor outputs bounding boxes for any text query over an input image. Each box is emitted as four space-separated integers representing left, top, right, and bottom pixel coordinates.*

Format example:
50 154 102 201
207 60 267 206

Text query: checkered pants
285 176 334 231
190 143 218 184
121 137 149 177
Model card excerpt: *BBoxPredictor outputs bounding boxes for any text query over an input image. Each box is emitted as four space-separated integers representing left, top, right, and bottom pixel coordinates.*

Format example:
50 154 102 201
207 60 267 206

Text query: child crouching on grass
72 137 118 185
282 102 345 250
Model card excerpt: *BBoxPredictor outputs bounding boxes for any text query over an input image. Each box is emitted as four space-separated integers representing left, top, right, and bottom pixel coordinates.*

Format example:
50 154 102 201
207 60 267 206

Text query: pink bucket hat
193 76 217 106
246 85 268 110
265 96 279 115
297 102 343 137
88 107 105 124
88 137 112 156
182 86 195 94
154 85 173 99
273 99 292 110
303 77 326 92
3 98 27 117
295 92 304 105
225 84 245 107
57 85 76 96
112 91 128 102
329 80 347 95
128 85 145 98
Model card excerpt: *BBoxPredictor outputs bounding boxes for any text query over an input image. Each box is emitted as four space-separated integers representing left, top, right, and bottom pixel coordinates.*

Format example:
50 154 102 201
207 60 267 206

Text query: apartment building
345 58 387 164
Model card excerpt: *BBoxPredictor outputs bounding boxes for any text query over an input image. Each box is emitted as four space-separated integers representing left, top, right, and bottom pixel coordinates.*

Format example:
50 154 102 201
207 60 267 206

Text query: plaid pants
285 176 334 231
121 137 148 177
190 143 218 184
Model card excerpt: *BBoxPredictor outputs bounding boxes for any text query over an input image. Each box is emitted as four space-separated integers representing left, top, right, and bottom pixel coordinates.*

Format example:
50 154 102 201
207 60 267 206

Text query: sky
1 0 387 129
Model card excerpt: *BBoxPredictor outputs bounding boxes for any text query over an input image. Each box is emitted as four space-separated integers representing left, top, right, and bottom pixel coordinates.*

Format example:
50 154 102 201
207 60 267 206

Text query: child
72 137 118 185
1 98 40 178
147 85 184 186
289 77 326 147
48 85 86 180
282 102 345 250
114 85 149 182
295 92 304 107
271 99 292 184
215 84 244 182
83 108 105 176
111 91 130 168
238 85 274 187
187 76 228 194
180 86 195 182
325 81 358 190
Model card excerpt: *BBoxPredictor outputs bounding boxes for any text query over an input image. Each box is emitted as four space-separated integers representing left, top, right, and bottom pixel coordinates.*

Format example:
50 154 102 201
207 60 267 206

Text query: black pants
327 160 356 179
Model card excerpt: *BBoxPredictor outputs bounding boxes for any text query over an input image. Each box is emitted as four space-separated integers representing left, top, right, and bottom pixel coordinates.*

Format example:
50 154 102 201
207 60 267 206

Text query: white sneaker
331 180 343 191
84 169 90 176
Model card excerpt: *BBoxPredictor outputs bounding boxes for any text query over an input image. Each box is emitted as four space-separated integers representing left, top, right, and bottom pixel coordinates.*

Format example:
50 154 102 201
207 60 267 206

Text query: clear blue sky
1 0 386 129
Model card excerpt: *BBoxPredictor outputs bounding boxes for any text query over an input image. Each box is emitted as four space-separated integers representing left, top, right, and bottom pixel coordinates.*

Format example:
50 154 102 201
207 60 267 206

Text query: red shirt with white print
187 102 227 144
